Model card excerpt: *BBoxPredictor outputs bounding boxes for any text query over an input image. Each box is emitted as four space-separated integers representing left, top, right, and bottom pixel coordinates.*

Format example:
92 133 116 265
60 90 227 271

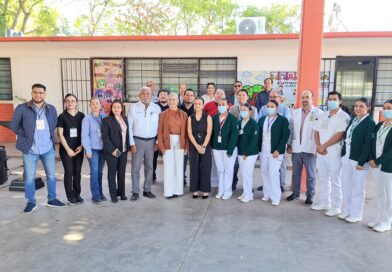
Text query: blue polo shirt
30 103 53 155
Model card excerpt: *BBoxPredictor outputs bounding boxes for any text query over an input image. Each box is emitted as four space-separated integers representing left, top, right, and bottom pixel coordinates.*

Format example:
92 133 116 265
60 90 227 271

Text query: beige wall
1 36 392 110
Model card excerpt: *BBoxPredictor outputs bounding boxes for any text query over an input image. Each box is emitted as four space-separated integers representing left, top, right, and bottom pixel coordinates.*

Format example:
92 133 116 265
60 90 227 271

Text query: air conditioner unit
6 29 23 37
236 17 266 34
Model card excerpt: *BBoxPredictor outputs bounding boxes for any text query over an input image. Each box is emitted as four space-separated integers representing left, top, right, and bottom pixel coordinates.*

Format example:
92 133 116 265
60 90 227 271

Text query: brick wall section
0 104 16 142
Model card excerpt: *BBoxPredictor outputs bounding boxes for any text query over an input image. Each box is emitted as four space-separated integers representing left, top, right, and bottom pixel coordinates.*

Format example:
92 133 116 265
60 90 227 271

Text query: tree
240 4 300 34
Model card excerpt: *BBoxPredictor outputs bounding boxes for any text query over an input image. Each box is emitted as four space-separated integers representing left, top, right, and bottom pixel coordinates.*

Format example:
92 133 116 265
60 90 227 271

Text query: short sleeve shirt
57 111 85 150
314 108 350 158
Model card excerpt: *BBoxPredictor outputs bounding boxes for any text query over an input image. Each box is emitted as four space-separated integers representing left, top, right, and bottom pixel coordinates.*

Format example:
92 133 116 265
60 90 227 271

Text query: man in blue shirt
10 83 65 213
255 78 274 112
257 89 292 192
82 97 107 203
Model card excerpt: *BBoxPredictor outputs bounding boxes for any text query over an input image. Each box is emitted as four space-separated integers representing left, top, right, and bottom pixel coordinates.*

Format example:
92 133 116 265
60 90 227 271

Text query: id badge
239 129 243 135
70 128 78 138
217 136 222 143
36 119 45 130
97 129 102 138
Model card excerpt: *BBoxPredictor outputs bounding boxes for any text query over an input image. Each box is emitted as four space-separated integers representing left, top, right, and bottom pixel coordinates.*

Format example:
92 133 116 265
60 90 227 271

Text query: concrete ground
0 152 391 272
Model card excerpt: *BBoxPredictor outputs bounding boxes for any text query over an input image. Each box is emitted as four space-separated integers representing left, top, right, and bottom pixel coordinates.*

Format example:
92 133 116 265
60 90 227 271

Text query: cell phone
114 150 121 157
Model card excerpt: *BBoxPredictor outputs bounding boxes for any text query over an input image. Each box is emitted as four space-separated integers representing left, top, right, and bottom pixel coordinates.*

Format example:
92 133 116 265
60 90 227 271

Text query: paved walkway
0 151 391 272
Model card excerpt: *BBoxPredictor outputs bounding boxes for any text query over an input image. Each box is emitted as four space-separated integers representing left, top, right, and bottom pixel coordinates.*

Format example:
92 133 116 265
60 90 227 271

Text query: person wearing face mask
368 100 392 233
229 89 257 190
286 90 323 206
212 98 239 200
312 91 350 217
258 100 290 206
339 97 375 223
153 89 169 183
237 103 259 203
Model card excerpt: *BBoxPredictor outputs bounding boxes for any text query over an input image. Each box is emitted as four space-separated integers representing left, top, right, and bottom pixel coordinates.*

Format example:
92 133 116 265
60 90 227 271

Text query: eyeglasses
234 85 241 87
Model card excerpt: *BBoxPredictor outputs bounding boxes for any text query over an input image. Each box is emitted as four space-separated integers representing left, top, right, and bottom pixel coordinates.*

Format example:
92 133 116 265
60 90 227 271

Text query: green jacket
258 114 290 154
212 113 239 156
341 115 375 166
237 118 259 156
370 122 392 173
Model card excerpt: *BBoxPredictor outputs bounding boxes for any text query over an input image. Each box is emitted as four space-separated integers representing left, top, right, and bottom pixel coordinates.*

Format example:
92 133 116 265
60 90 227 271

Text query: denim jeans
23 148 57 204
88 149 105 200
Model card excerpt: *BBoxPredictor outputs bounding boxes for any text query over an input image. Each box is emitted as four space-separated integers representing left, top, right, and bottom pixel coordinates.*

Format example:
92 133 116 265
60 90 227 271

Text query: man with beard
286 90 324 205
10 83 66 213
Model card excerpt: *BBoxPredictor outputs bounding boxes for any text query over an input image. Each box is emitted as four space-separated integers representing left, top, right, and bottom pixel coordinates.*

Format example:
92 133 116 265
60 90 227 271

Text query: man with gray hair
127 86 161 201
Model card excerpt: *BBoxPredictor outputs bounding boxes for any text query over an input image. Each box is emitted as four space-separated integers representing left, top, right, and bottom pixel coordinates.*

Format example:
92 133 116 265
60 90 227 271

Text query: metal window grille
0 58 12 100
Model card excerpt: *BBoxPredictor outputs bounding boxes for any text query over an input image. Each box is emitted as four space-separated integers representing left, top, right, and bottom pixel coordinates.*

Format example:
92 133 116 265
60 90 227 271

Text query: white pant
238 155 258 200
316 155 342 209
163 135 184 197
371 168 392 225
341 160 369 218
260 152 283 204
213 148 238 198
211 153 219 188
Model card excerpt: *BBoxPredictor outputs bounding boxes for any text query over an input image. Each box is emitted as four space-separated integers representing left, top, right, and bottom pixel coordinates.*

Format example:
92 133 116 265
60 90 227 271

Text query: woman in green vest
369 99 392 233
258 100 290 206
340 97 375 223
237 103 259 203
212 98 239 200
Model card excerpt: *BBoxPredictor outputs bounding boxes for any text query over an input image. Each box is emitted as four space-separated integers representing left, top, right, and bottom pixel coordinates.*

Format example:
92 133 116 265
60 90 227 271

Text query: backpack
0 145 9 185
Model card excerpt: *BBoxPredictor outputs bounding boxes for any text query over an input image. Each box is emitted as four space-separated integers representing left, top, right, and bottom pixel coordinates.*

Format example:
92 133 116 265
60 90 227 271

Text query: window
375 57 392 106
125 58 237 101
319 58 336 110
0 58 12 100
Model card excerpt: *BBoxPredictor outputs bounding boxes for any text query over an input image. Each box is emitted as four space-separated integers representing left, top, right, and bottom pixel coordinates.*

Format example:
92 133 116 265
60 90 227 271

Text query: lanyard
377 123 392 143
347 115 367 139
93 113 102 127
219 116 227 135
267 116 277 131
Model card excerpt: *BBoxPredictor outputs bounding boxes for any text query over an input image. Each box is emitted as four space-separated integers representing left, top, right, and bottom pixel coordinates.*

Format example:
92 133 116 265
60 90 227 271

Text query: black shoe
143 191 156 199
76 196 84 203
286 194 299 201
67 198 78 206
111 198 118 203
100 195 107 201
166 196 173 199
281 186 285 193
173 194 179 198
130 193 139 202
193 194 199 199
257 186 263 191
120 196 127 201
305 196 313 206
202 195 209 199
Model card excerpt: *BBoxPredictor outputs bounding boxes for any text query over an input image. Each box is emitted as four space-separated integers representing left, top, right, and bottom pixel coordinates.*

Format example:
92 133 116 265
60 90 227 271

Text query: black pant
232 158 239 188
59 148 83 200
153 150 160 180
105 151 127 200
184 154 188 182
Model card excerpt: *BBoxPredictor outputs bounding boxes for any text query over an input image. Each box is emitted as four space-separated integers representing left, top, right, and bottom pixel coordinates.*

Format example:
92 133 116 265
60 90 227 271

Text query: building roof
1 32 392 42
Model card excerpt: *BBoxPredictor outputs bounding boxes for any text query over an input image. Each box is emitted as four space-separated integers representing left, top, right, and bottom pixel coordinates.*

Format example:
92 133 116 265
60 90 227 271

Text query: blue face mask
218 105 227 114
240 111 249 119
382 110 392 119
267 108 276 115
327 100 340 110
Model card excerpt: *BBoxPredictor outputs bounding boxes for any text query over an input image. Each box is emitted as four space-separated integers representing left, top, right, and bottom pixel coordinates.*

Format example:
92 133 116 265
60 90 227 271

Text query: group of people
10 81 392 233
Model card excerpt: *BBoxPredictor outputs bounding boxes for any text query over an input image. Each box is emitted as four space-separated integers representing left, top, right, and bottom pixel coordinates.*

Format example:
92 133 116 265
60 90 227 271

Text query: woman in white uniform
258 100 290 206
369 100 392 232
158 93 189 198
237 103 259 203
340 97 375 223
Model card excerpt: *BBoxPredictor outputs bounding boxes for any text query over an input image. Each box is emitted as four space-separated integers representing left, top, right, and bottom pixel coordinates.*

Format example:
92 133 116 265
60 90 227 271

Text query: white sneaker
215 193 223 199
338 213 350 220
345 216 362 223
368 221 379 228
271 201 279 206
373 223 391 233
262 197 270 202
311 203 331 211
325 208 341 217
241 197 253 203
237 194 244 200
222 194 231 200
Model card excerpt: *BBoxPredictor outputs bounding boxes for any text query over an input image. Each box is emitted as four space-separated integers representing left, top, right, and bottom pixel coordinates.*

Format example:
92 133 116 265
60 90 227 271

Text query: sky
52 0 392 32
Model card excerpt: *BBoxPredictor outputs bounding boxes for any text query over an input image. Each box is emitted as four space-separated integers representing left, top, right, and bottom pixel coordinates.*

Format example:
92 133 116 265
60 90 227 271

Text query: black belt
134 136 156 141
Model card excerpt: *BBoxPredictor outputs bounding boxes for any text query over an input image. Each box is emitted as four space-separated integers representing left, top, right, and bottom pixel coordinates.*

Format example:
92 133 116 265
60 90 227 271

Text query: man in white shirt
146 81 159 103
287 90 323 206
128 86 161 201
312 91 350 216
